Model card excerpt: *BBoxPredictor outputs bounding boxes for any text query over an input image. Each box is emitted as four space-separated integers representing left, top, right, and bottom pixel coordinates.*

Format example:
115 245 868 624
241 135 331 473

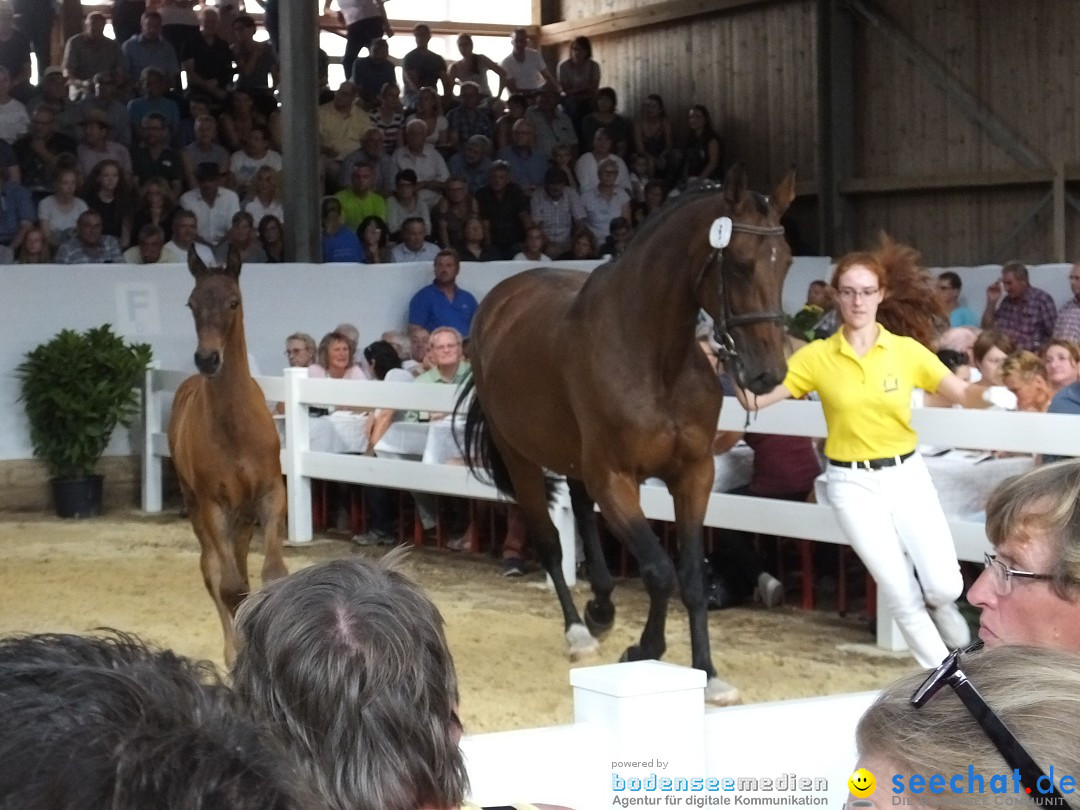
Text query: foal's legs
590 472 676 663
496 438 597 659
567 479 616 635
257 479 288 583
190 498 247 665
670 467 739 705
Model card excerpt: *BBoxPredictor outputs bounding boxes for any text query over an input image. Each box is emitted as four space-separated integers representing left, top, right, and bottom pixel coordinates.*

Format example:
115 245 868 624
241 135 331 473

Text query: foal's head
185 246 244 377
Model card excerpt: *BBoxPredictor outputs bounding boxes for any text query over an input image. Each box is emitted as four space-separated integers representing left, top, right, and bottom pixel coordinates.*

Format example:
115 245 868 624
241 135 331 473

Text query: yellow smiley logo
848 768 876 797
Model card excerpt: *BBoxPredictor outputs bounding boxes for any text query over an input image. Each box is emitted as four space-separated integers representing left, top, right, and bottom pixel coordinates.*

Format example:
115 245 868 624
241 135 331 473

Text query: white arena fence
3 255 1065 810
143 365 1080 653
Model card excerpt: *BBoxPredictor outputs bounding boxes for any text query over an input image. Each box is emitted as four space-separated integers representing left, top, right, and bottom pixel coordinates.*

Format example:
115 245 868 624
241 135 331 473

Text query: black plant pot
51 475 104 519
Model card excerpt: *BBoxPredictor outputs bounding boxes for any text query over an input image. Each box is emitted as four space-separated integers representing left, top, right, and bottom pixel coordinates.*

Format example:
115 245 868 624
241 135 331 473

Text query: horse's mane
874 233 947 348
627 183 726 246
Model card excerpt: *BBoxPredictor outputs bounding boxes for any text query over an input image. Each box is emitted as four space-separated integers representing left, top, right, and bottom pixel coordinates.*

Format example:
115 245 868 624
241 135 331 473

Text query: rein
703 220 788 367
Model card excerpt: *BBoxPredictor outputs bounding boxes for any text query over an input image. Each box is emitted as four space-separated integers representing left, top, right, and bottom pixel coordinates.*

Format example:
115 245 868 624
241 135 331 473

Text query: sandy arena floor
0 510 917 733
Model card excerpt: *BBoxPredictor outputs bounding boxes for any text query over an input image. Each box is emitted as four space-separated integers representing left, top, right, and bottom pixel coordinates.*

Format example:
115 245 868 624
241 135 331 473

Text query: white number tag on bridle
709 217 732 249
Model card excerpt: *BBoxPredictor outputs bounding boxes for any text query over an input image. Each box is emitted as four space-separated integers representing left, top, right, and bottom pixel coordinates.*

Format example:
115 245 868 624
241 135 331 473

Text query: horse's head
695 163 797 394
185 246 244 378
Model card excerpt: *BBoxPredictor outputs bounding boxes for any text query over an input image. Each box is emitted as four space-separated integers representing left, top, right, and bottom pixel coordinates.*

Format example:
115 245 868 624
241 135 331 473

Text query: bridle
697 217 788 370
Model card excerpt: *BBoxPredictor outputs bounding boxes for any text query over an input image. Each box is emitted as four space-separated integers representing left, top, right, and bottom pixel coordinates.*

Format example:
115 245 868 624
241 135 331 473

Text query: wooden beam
846 0 1046 171
817 0 856 256
990 191 1053 262
539 0 787 43
80 4 523 39
841 167 1080 196
62 0 83 42
1053 159 1067 263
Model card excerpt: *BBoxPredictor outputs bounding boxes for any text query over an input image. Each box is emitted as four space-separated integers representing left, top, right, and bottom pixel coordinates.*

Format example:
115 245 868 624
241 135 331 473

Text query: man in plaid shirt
1054 262 1080 344
981 260 1057 351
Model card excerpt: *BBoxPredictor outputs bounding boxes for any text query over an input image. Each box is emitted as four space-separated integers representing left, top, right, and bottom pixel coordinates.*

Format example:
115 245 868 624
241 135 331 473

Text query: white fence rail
142 366 1080 649
462 659 875 809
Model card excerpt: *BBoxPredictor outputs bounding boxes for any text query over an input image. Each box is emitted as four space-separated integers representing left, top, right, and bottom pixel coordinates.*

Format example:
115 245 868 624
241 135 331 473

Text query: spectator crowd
0 1 731 266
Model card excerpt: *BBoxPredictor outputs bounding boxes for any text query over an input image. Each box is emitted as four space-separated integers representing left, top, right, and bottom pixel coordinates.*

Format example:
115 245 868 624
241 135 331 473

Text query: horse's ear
225 244 243 280
187 244 208 279
722 162 748 205
770 165 797 218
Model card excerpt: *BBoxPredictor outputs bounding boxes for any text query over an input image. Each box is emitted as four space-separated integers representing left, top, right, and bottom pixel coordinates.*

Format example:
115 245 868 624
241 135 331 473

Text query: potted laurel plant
16 325 153 518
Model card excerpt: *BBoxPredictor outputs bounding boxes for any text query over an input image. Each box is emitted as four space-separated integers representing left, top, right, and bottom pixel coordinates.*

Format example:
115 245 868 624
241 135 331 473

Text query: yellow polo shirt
782 326 949 462
317 103 374 159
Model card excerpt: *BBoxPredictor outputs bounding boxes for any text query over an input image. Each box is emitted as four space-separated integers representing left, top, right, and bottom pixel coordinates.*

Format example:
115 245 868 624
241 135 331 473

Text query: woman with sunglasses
736 240 991 667
854 644 1078 807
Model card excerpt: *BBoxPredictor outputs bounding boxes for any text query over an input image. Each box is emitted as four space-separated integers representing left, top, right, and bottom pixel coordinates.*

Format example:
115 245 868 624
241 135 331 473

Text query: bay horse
168 247 287 665
459 164 796 704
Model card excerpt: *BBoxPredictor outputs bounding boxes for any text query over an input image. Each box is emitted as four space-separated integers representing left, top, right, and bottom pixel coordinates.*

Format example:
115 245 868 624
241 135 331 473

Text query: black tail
454 371 558 505
455 372 518 499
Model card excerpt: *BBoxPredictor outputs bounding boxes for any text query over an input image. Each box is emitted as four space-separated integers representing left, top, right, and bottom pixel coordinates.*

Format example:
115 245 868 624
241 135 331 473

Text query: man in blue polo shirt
0 173 34 252
407 248 479 337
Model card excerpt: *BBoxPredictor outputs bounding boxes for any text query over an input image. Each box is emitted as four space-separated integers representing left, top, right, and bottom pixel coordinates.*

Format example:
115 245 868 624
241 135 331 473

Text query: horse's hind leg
190 501 247 665
671 469 739 706
568 479 615 636
590 472 675 664
496 440 597 660
256 480 288 584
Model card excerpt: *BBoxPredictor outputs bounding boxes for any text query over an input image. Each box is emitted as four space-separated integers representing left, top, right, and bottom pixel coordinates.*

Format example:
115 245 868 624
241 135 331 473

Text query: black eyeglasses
911 644 1067 805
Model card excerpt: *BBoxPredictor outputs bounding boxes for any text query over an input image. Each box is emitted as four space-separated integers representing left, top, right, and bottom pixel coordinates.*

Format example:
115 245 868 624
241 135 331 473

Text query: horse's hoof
619 644 645 663
704 677 741 706
584 599 615 637
566 622 599 661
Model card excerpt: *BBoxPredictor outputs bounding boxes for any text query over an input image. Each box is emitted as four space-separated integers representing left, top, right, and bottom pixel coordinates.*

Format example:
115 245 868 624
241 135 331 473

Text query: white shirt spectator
337 0 382 25
499 49 548 92
390 240 440 263
581 185 631 242
37 194 89 247
575 152 631 194
390 143 449 210
513 251 550 261
164 239 215 264
385 195 431 237
243 197 284 226
229 148 283 190
0 97 29 144
178 186 241 246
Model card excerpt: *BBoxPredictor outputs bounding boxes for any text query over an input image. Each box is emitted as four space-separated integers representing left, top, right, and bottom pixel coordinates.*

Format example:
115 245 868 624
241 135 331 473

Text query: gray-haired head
856 644 1080 807
231 554 467 810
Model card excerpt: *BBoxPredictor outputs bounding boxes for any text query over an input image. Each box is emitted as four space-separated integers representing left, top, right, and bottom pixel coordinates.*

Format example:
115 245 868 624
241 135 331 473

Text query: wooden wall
543 0 1080 265
545 0 819 193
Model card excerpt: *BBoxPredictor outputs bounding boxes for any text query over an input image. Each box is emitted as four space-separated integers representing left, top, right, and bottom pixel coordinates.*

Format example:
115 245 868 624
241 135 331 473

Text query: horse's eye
230 301 239 309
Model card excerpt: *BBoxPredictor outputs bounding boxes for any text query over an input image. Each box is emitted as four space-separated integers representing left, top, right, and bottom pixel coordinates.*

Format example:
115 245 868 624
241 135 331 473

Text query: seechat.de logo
847 768 877 798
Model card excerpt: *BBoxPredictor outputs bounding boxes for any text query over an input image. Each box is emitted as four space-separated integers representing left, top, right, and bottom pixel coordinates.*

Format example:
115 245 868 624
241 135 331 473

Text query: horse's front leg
190 499 245 665
591 472 675 664
257 478 288 584
670 466 740 706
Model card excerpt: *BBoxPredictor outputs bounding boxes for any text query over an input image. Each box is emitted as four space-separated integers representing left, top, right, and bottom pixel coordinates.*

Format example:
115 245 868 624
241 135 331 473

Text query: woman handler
737 248 990 667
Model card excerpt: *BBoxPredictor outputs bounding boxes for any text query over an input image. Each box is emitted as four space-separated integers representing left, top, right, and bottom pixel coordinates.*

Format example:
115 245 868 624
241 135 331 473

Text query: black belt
827 450 915 470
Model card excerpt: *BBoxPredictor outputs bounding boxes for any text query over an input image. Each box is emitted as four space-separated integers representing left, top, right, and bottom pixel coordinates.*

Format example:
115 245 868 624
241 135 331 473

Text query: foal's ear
224 244 243 280
722 162 748 205
187 244 209 278
770 165 797 218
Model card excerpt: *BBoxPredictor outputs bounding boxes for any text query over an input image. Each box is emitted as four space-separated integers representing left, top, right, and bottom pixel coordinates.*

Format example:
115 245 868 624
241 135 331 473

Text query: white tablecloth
711 444 755 493
276 412 370 454
374 418 466 464
813 451 1034 520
